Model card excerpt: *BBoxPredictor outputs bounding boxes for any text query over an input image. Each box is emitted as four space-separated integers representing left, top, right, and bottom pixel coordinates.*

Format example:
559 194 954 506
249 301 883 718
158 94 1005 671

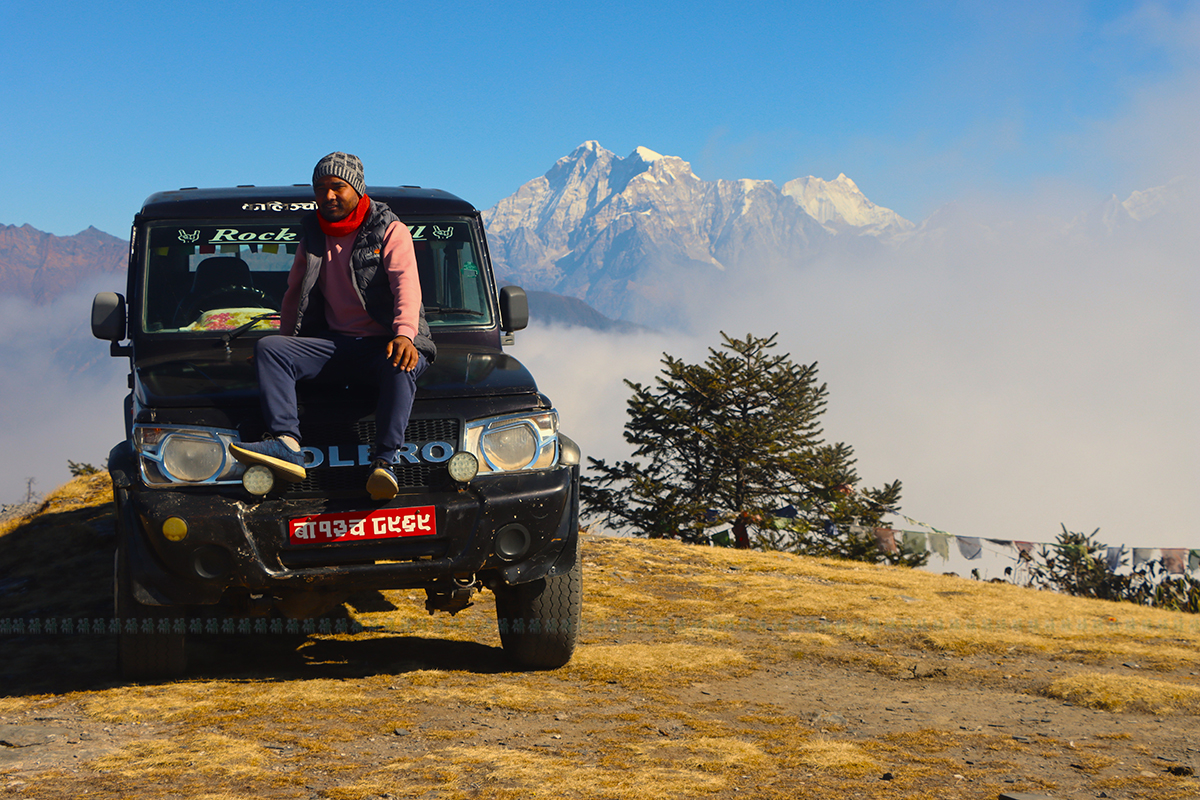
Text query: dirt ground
1 477 1198 799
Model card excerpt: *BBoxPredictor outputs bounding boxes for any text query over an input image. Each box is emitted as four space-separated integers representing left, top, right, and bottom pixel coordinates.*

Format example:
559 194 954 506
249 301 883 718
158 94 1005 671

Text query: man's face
314 175 360 221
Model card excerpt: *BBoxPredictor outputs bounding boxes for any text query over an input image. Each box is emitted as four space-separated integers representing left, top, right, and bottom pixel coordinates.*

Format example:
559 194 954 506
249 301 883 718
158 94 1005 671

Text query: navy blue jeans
253 333 428 464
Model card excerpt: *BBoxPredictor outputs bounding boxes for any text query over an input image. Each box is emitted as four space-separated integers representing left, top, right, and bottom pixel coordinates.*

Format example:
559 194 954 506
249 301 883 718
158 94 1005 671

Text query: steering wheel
176 286 273 326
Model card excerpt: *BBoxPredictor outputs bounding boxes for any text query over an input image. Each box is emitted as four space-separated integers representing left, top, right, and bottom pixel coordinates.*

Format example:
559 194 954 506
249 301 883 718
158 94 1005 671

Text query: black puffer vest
293 200 436 361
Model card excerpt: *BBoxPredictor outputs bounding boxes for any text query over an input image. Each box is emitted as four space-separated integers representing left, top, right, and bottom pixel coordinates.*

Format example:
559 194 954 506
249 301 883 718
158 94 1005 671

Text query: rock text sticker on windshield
288 506 437 544
172 227 300 245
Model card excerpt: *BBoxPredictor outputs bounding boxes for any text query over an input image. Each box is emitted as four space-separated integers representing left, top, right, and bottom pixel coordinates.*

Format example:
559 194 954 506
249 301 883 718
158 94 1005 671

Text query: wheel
115 543 187 681
493 539 582 669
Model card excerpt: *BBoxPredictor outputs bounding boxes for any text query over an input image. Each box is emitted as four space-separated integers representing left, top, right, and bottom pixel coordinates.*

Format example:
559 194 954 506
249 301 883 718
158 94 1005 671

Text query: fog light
494 523 530 561
193 545 233 579
162 516 188 542
447 452 478 483
243 464 275 495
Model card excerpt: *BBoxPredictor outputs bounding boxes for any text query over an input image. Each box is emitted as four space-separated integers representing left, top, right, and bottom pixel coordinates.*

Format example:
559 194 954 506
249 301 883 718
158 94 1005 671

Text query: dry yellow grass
400 668 469 688
589 536 1200 671
393 678 575 712
81 678 370 725
88 732 269 779
40 472 114 511
679 625 736 642
6 480 1200 800
316 760 425 800
0 473 113 537
677 735 770 769
0 697 34 714
325 743 748 800
781 630 838 649
568 642 749 684
440 743 730 799
1043 672 1200 713
788 737 879 775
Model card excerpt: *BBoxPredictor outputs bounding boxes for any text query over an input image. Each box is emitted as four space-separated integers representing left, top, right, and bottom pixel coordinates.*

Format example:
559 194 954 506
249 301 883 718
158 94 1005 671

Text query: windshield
140 218 494 333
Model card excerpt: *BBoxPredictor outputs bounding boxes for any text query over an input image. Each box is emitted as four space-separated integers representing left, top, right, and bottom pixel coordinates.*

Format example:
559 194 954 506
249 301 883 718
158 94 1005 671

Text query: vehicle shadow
0 501 116 696
0 505 515 696
190 633 513 681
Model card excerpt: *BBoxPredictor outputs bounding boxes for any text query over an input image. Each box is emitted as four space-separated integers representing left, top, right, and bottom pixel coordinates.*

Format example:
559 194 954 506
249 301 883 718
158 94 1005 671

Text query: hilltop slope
1 474 1197 799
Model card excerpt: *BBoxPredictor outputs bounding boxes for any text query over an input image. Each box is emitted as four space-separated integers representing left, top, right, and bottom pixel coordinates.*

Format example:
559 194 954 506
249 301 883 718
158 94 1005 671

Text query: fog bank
517 191 1198 552
0 277 129 503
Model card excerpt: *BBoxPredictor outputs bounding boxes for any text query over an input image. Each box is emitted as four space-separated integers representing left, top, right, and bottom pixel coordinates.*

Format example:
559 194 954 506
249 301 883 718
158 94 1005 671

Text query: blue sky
0 1 1197 556
4 0 1197 237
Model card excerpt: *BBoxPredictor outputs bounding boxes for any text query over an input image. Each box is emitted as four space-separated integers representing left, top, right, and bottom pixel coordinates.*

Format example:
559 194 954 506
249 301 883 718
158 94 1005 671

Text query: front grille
301 417 459 446
288 463 440 493
284 417 459 496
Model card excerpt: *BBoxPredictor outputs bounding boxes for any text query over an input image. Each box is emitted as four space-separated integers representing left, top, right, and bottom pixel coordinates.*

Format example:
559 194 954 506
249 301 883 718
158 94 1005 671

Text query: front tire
115 544 187 681
493 540 582 669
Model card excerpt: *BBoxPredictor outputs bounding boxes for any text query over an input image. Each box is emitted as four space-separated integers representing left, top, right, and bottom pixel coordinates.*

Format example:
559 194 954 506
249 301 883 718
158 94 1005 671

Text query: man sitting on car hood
230 151 436 501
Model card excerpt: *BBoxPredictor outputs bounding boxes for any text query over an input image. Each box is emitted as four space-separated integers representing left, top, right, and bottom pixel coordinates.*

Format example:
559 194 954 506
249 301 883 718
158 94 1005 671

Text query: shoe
366 459 399 501
229 435 307 483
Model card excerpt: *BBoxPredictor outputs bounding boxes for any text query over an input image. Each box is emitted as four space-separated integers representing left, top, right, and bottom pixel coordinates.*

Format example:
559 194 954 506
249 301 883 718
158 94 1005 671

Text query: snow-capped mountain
483 142 909 325
483 141 1181 328
781 174 914 236
1067 177 1195 238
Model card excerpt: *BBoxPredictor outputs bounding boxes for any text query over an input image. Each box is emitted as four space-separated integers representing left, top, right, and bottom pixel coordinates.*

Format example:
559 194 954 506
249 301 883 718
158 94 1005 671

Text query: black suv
91 185 581 679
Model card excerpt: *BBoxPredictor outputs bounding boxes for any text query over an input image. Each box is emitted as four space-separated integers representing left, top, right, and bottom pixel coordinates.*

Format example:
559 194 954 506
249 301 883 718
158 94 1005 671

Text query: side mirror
92 292 126 341
498 285 528 333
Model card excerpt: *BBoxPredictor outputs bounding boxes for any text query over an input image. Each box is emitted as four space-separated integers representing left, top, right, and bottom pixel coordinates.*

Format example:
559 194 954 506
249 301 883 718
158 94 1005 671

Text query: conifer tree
582 332 925 566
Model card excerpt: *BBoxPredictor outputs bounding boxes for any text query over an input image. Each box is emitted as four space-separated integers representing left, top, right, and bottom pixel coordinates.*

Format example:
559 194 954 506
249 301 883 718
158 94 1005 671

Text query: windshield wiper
219 313 281 353
425 305 484 316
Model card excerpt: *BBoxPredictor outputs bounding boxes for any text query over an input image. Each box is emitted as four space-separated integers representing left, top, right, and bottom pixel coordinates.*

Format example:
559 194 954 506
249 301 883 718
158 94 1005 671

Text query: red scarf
318 194 371 237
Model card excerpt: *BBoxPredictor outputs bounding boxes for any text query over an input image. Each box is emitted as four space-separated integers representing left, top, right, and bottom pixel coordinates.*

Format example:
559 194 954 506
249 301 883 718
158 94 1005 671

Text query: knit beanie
312 152 366 197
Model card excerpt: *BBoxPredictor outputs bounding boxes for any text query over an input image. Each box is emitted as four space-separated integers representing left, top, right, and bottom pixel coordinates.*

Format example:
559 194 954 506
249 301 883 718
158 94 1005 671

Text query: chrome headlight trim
462 410 559 474
133 424 244 486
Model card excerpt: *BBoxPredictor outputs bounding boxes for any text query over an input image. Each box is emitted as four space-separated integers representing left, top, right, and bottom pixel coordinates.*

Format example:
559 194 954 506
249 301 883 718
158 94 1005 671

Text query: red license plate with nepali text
288 506 437 544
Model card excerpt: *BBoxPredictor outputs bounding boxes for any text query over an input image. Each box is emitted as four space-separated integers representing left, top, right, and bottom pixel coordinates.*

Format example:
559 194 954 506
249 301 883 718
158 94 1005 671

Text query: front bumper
116 461 579 607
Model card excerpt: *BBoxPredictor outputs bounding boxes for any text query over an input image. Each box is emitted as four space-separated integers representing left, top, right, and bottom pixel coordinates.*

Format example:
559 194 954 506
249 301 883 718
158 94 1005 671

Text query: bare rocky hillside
0 224 125 304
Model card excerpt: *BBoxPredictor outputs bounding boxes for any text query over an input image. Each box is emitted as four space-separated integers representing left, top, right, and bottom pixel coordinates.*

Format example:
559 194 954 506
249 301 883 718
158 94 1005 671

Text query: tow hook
425 574 479 616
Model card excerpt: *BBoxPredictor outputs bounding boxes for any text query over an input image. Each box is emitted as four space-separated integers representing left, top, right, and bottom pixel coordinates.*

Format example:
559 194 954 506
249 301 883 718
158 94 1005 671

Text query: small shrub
1029 525 1199 613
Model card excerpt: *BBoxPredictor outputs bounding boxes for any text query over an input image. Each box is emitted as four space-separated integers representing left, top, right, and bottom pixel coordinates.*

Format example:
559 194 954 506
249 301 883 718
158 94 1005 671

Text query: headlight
462 411 559 474
134 425 242 486
162 435 225 481
482 423 538 470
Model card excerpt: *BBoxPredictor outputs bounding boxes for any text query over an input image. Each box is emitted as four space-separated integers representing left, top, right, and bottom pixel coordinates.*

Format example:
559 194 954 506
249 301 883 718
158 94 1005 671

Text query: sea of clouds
0 274 130 504
2 190 1194 577
515 186 1198 564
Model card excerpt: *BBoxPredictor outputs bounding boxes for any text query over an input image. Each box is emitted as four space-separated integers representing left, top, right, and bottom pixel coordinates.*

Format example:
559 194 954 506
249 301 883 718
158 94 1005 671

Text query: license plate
288 506 437 544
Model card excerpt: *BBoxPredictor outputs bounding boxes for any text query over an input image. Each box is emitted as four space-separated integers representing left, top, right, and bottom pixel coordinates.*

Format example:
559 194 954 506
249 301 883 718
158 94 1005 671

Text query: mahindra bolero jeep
90 185 581 679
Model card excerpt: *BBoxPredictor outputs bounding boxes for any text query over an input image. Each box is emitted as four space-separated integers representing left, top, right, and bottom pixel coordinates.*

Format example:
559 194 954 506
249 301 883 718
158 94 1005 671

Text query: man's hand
386 335 420 370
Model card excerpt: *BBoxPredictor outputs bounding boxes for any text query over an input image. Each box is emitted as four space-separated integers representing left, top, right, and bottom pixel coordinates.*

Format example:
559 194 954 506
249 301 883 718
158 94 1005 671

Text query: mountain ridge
483 142 1188 326
482 141 911 325
1 148 1186 328
0 224 126 305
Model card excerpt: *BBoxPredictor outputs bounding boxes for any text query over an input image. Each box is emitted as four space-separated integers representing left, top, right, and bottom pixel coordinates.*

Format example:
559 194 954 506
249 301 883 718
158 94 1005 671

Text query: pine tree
582 332 925 566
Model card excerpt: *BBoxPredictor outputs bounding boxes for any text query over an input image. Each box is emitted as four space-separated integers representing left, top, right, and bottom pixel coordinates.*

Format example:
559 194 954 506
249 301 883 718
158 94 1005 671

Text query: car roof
137 185 478 220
